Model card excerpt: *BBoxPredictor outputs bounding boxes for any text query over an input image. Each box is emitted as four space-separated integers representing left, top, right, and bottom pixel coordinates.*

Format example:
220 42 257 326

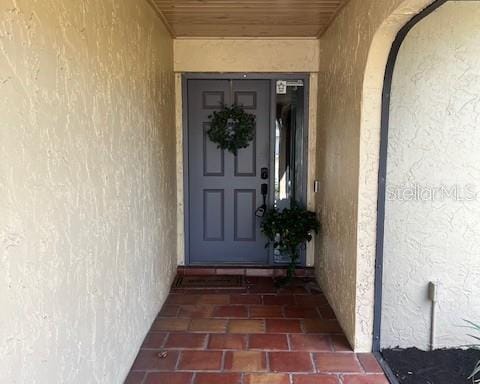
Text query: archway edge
357 0 446 352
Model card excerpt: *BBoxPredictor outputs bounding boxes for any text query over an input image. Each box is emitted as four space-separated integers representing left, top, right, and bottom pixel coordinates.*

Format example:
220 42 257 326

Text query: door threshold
177 265 315 277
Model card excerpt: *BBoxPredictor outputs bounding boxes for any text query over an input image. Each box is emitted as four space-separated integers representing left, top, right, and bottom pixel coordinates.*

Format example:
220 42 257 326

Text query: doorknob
256 183 268 218
261 183 268 196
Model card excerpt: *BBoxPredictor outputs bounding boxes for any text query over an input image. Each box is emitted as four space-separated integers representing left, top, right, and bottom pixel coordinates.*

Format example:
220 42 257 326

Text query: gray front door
187 79 271 264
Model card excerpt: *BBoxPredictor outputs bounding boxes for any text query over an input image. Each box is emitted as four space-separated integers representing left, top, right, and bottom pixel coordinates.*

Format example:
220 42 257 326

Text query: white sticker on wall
276 80 287 94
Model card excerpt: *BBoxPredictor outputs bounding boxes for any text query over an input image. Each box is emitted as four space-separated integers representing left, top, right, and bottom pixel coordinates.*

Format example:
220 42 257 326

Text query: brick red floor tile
245 276 275 284
315 353 363 373
249 305 283 318
289 334 332 351
213 305 248 318
175 289 241 295
198 294 230 305
152 318 190 332
144 372 194 384
342 374 389 384
224 351 267 372
164 333 208 349
279 286 308 294
330 335 353 352
318 306 336 320
208 334 247 350
141 332 167 349
183 268 216 275
159 305 180 317
178 305 215 318
266 319 302 333
356 354 384 373
292 374 340 384
166 294 201 305
246 268 274 277
262 295 295 306
215 268 245 275
194 373 242 384
130 350 179 371
248 334 289 350
302 319 342 334
189 319 228 333
182 268 218 276
245 373 291 384
229 319 265 333
231 294 263 305
126 275 387 384
124 371 145 384
269 352 314 373
249 287 278 294
295 295 329 307
272 269 287 277
178 351 223 371
284 306 320 318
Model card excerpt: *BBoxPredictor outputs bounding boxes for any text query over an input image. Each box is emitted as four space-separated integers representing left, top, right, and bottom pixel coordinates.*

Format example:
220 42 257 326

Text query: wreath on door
207 104 256 155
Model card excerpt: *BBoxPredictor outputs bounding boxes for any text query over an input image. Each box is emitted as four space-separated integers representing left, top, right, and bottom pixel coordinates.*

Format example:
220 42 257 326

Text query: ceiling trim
145 0 176 37
146 0 349 40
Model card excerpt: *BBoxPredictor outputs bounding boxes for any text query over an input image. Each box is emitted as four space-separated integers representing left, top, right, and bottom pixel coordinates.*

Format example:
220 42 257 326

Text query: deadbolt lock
261 167 269 180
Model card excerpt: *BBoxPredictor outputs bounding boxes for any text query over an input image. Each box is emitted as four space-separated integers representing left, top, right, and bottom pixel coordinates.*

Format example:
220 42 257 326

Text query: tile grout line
310 351 317 375
220 349 226 372
353 352 366 374
265 350 271 375
174 348 182 371
162 332 169 349
139 371 147 384
204 333 210 350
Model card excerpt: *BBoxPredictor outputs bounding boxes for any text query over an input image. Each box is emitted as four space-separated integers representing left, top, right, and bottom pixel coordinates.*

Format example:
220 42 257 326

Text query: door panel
187 79 270 264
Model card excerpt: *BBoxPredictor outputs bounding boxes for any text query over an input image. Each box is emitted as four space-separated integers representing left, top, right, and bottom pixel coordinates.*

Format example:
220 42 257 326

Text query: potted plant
261 200 320 285
465 321 480 383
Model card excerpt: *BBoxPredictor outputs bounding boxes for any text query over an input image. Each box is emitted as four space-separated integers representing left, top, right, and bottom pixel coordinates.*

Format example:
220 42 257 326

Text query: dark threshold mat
382 348 480 384
173 275 244 289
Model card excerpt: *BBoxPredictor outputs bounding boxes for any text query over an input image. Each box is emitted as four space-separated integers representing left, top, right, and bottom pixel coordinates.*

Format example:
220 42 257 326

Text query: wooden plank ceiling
150 0 348 38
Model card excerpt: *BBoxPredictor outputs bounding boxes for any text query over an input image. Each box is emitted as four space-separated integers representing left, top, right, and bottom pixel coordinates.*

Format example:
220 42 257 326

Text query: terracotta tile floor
125 276 388 384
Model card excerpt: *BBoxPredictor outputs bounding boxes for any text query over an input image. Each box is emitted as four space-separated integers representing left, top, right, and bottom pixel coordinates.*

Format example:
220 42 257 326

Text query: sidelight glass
273 80 306 210
273 80 307 264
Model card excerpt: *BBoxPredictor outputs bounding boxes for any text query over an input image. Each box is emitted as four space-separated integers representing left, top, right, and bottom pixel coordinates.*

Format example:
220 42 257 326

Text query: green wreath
207 104 256 155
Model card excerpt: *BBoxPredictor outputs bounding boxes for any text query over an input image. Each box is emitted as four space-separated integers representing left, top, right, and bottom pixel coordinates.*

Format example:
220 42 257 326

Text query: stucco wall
174 39 319 73
0 1 176 383
315 0 434 351
381 1 480 349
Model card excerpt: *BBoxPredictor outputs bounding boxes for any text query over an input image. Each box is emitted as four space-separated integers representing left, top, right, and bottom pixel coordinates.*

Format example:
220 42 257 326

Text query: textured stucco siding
174 39 319 73
316 0 434 351
381 1 480 349
0 1 176 383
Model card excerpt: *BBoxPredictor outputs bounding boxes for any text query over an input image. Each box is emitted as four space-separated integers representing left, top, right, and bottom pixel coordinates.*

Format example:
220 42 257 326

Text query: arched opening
374 0 480 382
355 0 441 352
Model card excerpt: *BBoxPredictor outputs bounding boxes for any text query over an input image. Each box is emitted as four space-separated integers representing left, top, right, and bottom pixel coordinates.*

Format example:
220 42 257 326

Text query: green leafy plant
207 104 255 155
465 320 480 383
261 201 320 284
